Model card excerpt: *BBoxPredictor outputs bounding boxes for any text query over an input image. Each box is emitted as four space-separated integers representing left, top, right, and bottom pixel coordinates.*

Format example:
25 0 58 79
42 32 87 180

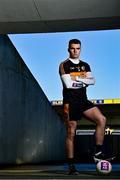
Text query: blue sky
9 29 120 101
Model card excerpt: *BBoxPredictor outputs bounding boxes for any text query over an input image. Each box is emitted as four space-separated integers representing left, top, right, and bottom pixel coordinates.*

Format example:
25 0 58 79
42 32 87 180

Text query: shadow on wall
0 35 66 165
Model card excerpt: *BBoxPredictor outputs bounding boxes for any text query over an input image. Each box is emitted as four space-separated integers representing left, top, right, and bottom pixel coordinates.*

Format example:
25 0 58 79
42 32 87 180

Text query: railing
76 127 120 135
51 99 120 106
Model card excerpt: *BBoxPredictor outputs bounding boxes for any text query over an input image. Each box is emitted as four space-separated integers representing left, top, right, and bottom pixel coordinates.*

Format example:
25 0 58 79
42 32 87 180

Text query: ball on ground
96 160 112 175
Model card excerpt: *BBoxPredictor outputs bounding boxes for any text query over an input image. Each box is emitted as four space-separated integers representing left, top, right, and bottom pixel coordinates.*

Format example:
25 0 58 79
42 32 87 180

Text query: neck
69 58 80 64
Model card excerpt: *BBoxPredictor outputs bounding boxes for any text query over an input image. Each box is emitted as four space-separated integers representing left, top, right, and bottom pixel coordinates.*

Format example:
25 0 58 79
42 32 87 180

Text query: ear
68 48 70 52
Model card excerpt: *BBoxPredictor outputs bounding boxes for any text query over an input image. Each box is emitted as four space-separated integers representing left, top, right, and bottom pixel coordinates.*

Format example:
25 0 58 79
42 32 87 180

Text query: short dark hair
68 39 81 49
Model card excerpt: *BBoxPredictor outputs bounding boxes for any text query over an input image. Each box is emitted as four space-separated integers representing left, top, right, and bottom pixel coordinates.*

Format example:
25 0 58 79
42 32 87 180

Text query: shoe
68 164 79 175
94 151 114 163
93 151 105 163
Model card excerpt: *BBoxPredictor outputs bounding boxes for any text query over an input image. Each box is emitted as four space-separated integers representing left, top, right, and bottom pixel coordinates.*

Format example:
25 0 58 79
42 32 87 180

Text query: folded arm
61 74 84 89
59 62 95 89
75 72 95 85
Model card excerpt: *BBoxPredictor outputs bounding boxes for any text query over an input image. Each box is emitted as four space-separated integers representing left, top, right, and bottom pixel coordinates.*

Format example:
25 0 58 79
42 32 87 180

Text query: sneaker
68 164 79 175
94 151 114 163
93 151 105 163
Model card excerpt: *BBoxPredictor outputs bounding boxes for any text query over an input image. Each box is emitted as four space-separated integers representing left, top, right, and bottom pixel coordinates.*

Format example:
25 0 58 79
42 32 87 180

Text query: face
68 43 81 59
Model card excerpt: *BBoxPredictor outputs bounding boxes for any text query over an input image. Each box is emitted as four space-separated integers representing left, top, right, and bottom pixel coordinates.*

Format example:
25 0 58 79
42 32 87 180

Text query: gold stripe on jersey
70 71 87 78
59 59 69 75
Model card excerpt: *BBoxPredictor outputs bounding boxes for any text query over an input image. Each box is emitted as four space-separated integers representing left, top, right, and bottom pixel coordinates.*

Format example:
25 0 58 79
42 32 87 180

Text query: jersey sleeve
59 61 69 76
76 72 95 85
85 62 91 72
59 61 84 89
75 63 95 85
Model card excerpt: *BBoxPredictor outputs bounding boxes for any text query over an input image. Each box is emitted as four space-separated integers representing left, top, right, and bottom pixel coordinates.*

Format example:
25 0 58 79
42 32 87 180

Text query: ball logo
96 160 112 174
101 161 109 171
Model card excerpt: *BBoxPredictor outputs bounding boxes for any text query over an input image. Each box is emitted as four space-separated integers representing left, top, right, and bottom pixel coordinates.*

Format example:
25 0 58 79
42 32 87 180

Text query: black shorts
64 100 94 121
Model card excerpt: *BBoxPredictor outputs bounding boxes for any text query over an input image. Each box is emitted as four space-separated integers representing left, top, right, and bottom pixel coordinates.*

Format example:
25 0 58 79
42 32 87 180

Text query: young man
59 39 107 175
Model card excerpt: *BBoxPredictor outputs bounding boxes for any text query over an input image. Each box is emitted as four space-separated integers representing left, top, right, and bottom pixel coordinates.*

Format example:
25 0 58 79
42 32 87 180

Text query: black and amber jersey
59 58 91 104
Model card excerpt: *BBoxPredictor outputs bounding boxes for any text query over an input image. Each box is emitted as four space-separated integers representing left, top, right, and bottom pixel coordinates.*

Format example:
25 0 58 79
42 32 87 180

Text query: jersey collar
69 58 80 64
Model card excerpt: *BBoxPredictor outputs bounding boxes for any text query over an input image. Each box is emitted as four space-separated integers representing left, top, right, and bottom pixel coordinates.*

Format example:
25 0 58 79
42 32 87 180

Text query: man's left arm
75 72 95 85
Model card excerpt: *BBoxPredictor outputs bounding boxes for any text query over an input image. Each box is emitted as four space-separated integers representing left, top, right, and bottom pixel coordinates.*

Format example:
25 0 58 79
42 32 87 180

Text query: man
59 39 107 175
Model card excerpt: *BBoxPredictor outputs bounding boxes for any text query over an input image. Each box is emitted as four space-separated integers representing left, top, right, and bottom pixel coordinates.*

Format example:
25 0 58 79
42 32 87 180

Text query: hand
70 75 76 81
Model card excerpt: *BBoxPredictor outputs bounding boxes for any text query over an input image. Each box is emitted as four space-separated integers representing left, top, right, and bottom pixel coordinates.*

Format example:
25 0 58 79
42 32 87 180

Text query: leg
63 104 79 174
65 120 77 159
63 103 77 159
83 106 107 162
83 106 106 146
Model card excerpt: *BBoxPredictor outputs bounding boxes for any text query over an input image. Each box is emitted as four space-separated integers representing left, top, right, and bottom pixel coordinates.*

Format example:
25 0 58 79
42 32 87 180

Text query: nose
74 49 78 53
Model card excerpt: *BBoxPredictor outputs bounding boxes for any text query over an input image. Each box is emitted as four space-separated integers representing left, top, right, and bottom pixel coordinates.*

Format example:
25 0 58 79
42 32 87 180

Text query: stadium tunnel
0 0 120 164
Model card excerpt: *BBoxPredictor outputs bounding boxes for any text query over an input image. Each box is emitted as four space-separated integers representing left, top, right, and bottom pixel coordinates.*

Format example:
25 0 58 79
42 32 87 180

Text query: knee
97 115 106 127
67 129 76 141
66 121 77 141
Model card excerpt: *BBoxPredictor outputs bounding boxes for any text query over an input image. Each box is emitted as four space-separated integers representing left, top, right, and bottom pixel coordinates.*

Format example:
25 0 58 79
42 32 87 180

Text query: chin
71 55 78 59
73 56 79 59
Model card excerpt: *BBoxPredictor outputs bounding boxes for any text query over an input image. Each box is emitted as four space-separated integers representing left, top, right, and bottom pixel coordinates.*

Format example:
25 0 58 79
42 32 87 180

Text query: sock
67 157 74 166
95 144 103 154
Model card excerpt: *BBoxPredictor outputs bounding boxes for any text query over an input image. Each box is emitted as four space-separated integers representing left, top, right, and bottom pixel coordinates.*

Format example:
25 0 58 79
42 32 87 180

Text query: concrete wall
0 0 120 34
0 35 66 164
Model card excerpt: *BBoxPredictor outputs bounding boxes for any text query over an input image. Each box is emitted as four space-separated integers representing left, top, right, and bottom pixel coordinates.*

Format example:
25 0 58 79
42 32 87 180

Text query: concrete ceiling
0 0 120 34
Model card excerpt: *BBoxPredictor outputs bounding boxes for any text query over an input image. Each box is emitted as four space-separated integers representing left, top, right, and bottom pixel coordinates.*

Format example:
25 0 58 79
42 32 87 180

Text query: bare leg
63 104 77 159
64 120 79 174
63 104 79 174
65 120 77 158
83 106 106 146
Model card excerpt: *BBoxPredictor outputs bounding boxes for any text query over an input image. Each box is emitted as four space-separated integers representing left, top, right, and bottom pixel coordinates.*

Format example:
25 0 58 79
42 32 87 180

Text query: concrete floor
0 163 120 179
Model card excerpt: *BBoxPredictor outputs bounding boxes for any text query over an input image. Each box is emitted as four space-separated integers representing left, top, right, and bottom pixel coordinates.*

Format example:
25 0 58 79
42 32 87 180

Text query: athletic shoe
94 151 115 163
93 151 104 163
68 164 79 175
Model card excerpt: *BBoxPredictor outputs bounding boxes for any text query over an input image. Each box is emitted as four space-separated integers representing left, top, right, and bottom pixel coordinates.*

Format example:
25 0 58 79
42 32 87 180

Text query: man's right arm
59 63 84 89
61 74 83 89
